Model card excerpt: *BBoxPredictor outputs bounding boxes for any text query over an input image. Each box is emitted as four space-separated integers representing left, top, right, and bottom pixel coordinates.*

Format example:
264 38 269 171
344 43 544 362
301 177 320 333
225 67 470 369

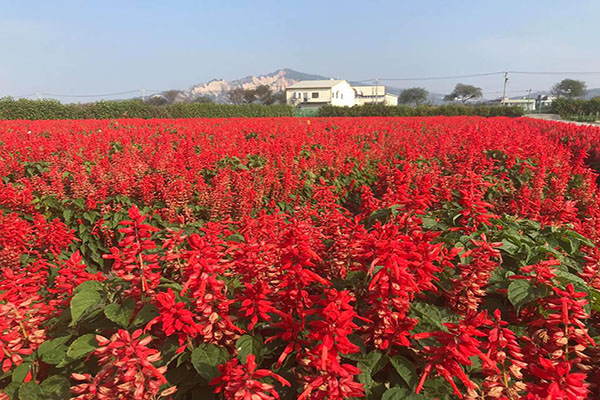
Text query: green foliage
18 382 45 400
70 281 104 325
191 344 230 381
388 356 419 389
508 280 546 308
0 97 293 120
104 298 136 328
552 97 600 120
443 83 483 103
552 79 586 98
399 87 429 105
37 337 70 365
235 335 263 363
317 103 524 117
39 376 71 400
66 334 98 360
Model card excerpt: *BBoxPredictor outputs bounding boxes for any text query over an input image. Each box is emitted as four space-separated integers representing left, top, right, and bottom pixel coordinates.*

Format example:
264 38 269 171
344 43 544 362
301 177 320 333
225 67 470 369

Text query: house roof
287 80 346 89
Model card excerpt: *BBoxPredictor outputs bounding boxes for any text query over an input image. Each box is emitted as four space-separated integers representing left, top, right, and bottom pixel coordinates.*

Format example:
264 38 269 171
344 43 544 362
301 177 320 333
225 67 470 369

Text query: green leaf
382 387 422 400
70 281 103 325
421 216 438 230
18 382 45 400
410 302 458 332
225 233 245 243
590 289 600 312
389 356 418 389
62 209 73 223
500 239 519 256
2 382 21 399
66 334 97 360
358 351 384 392
508 279 544 308
132 304 159 327
73 279 104 294
12 363 31 383
235 335 263 363
191 344 230 381
40 376 71 400
37 336 70 365
554 269 588 291
104 298 135 328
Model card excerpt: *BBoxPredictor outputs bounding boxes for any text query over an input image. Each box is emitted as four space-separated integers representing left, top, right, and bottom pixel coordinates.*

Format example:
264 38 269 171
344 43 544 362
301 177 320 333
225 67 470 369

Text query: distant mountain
586 88 600 99
506 88 600 100
179 68 330 103
159 68 600 104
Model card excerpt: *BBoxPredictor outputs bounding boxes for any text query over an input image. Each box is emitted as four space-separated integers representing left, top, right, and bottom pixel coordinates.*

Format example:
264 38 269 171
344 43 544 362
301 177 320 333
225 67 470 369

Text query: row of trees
398 78 588 106
146 85 286 106
227 85 285 105
146 79 588 108
397 84 483 105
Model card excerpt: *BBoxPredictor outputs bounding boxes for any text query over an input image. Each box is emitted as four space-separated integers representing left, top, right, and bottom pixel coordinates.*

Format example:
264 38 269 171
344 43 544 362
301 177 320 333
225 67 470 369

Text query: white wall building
536 95 557 109
286 80 356 109
500 97 537 111
353 85 398 106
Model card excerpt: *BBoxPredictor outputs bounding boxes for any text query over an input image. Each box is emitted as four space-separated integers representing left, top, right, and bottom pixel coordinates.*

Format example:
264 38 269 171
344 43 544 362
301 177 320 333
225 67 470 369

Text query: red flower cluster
0 117 600 399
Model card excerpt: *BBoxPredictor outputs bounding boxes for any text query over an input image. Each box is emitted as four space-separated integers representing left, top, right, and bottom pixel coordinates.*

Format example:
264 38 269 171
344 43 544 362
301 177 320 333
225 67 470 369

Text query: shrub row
1 98 528 120
552 97 600 120
0 98 294 120
317 103 525 117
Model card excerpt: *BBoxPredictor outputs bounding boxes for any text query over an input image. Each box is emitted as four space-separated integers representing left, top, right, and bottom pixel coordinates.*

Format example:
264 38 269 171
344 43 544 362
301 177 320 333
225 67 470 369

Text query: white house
500 97 537 112
353 85 398 106
536 95 557 109
286 80 356 110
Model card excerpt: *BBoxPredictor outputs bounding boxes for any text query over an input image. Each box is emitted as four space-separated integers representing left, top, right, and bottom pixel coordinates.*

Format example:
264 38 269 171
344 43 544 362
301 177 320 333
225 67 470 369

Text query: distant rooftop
287 80 346 89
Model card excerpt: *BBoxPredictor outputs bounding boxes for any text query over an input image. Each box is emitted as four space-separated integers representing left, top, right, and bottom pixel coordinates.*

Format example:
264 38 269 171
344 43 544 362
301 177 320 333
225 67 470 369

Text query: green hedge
0 98 293 120
317 103 525 117
552 97 600 120
0 98 528 120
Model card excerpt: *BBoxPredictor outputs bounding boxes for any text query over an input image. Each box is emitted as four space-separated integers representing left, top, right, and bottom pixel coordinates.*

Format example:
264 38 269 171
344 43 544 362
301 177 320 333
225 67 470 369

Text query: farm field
1 116 600 399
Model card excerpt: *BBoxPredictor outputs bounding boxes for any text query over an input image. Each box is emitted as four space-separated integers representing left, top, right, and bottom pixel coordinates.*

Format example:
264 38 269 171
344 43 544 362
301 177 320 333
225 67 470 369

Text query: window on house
312 92 319 98
303 92 308 99
341 93 343 99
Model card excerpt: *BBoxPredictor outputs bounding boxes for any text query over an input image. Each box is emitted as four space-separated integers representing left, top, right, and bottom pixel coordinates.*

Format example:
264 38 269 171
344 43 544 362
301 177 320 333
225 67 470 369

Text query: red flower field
1 116 600 399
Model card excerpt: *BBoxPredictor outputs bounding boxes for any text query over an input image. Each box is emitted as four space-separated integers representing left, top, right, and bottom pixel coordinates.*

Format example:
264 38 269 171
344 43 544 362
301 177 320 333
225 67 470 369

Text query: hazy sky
1 0 599 100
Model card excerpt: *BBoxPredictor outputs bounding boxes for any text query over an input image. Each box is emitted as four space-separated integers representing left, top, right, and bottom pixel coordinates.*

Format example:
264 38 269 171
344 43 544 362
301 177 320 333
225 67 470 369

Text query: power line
373 72 506 82
5 70 600 100
354 70 600 84
3 93 37 99
39 89 142 98
509 71 600 75
482 89 531 95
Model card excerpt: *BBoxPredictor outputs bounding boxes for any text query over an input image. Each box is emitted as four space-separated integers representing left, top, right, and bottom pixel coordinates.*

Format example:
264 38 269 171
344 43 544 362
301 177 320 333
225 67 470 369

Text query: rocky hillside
180 68 329 103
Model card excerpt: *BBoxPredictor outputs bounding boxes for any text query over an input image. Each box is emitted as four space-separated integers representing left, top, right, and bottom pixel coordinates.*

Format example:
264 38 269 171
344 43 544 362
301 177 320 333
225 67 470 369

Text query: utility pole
375 78 379 104
141 89 146 102
501 72 509 105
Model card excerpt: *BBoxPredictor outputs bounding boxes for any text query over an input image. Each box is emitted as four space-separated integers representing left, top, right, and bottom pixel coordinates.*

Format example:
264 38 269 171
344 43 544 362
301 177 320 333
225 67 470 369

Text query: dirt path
524 113 600 127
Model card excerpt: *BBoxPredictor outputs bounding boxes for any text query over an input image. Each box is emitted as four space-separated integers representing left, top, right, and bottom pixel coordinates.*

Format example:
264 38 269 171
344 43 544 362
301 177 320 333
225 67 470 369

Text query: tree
162 90 182 103
146 94 169 106
254 85 274 105
270 91 286 105
399 87 428 105
444 84 483 103
242 89 257 104
228 88 246 105
552 79 586 98
193 95 214 104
